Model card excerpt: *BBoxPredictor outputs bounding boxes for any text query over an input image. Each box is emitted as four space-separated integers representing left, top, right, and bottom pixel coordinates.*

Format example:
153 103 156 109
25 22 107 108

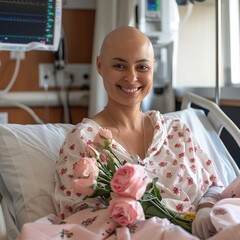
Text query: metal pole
215 0 221 105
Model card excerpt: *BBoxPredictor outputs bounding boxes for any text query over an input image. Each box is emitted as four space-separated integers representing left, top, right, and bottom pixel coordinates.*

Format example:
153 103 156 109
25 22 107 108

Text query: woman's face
97 30 154 108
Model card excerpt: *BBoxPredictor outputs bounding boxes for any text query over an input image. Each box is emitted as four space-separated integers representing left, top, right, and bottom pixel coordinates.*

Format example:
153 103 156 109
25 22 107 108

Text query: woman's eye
137 65 149 72
113 64 125 70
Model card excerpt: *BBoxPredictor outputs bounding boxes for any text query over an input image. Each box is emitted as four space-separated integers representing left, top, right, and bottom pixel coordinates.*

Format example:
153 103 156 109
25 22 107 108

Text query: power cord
0 51 44 124
54 29 72 123
179 0 194 29
0 97 44 124
0 53 21 97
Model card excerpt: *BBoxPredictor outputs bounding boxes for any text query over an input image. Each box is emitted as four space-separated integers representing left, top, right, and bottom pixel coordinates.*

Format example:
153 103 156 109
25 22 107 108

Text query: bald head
96 26 155 106
99 26 154 59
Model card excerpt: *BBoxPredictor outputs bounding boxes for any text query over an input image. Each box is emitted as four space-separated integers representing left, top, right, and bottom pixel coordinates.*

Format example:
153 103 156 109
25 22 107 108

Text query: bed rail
181 92 240 177
181 92 240 146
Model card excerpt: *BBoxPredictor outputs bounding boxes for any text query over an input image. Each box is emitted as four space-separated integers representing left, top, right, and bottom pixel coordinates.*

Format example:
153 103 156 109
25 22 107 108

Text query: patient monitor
138 0 180 113
0 0 62 52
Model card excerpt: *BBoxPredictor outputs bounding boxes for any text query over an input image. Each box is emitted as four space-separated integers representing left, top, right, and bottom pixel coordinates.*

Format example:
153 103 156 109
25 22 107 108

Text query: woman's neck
104 104 142 130
104 105 147 159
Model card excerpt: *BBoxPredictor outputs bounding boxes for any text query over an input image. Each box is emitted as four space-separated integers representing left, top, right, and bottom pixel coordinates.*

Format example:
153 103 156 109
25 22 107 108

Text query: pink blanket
17 176 240 239
17 210 198 240
16 200 240 240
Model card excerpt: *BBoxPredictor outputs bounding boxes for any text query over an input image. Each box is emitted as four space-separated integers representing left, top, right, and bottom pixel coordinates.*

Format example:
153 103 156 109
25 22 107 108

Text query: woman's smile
118 86 141 94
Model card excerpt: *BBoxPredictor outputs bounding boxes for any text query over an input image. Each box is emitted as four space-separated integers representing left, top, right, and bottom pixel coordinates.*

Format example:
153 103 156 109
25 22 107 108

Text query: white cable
0 56 45 124
55 67 70 123
0 57 21 96
0 97 44 124
54 28 71 123
179 0 194 29
43 76 50 122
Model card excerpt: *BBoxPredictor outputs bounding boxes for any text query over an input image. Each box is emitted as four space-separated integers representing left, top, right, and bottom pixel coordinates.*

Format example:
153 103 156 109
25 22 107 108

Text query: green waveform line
0 34 50 40
0 0 49 7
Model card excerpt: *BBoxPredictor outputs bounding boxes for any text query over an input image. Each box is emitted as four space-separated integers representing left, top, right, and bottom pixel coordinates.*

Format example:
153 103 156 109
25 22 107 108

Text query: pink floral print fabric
54 111 222 219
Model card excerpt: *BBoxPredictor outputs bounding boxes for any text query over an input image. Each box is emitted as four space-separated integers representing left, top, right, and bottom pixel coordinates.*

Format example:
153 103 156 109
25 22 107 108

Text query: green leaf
145 177 158 192
153 182 161 200
145 181 154 192
107 158 116 175
92 187 110 198
152 177 158 185
142 203 192 233
143 204 167 219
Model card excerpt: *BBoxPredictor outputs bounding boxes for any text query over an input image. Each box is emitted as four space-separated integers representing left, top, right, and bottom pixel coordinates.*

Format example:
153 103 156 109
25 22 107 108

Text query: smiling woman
96 27 154 108
92 27 155 159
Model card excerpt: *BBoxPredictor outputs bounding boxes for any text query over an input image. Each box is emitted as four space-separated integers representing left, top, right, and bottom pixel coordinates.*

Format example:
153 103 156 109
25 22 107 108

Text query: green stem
141 194 192 233
108 148 123 166
98 175 111 184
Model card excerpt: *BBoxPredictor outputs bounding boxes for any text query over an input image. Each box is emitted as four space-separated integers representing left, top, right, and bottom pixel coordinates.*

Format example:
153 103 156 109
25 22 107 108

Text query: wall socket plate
39 63 91 88
10 51 25 60
0 112 8 123
62 0 96 9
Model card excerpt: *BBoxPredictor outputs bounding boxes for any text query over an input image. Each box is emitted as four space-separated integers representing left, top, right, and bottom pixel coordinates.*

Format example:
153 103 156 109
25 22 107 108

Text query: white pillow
0 123 73 239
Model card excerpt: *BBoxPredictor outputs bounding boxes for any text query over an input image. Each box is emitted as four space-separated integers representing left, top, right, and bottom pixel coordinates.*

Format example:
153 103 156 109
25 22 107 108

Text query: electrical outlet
10 51 25 60
39 63 91 88
39 64 55 87
62 0 96 9
0 112 8 123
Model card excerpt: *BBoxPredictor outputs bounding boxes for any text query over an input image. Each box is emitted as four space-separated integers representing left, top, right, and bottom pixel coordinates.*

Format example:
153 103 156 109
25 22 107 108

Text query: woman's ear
96 56 102 75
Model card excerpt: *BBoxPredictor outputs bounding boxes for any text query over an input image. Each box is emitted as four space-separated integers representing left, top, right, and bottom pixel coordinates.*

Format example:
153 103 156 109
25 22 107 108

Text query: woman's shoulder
146 110 187 128
145 110 162 121
145 110 174 121
63 118 101 143
73 118 101 131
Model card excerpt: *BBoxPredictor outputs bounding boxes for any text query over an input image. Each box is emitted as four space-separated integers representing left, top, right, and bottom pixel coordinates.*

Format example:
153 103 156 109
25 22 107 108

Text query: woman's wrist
196 202 214 212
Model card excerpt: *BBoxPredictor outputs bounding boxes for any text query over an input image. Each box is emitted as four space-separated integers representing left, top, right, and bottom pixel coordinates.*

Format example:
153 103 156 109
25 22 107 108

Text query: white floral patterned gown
17 110 228 240
54 110 223 219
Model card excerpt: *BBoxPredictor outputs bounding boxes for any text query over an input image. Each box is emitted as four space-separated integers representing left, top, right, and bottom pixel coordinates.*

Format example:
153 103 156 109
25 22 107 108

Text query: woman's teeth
121 87 139 93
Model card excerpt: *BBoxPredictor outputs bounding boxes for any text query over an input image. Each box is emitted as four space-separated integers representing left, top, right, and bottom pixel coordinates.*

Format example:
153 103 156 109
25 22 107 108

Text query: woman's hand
192 207 216 239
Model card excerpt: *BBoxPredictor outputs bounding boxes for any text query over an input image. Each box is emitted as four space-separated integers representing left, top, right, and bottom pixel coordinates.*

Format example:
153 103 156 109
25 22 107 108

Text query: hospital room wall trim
0 91 89 108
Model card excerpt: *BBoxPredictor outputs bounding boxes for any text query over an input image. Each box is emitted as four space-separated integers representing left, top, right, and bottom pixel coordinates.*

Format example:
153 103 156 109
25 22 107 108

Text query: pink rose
99 149 111 165
73 157 99 179
110 163 149 200
108 194 145 226
71 173 97 196
85 144 98 158
94 128 113 148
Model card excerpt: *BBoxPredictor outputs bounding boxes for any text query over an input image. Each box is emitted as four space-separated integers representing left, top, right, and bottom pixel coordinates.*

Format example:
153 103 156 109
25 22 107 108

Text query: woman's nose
124 69 138 82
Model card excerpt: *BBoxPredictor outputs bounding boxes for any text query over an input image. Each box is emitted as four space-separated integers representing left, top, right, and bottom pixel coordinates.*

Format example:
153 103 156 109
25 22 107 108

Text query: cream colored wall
177 3 216 87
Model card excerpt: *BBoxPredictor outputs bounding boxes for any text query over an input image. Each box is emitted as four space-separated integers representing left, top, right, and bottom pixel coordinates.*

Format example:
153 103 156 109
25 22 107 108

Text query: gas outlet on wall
0 112 8 123
39 63 91 88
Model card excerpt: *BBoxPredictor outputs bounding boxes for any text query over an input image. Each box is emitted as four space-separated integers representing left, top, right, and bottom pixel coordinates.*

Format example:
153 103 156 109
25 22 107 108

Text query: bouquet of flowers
71 128 194 233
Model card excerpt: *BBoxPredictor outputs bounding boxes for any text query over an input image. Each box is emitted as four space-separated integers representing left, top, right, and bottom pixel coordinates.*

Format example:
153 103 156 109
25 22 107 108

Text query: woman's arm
197 185 223 210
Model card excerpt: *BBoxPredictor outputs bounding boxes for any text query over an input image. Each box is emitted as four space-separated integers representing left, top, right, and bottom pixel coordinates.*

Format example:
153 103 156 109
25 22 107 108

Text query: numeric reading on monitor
0 0 62 51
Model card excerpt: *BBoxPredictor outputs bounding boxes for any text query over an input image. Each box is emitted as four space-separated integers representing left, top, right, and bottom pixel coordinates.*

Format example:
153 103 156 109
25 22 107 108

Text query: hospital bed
0 92 239 240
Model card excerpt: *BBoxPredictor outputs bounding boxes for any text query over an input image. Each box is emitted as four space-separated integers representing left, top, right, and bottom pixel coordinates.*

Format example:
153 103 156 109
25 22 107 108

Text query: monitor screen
0 0 62 52
145 0 160 19
147 0 160 11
